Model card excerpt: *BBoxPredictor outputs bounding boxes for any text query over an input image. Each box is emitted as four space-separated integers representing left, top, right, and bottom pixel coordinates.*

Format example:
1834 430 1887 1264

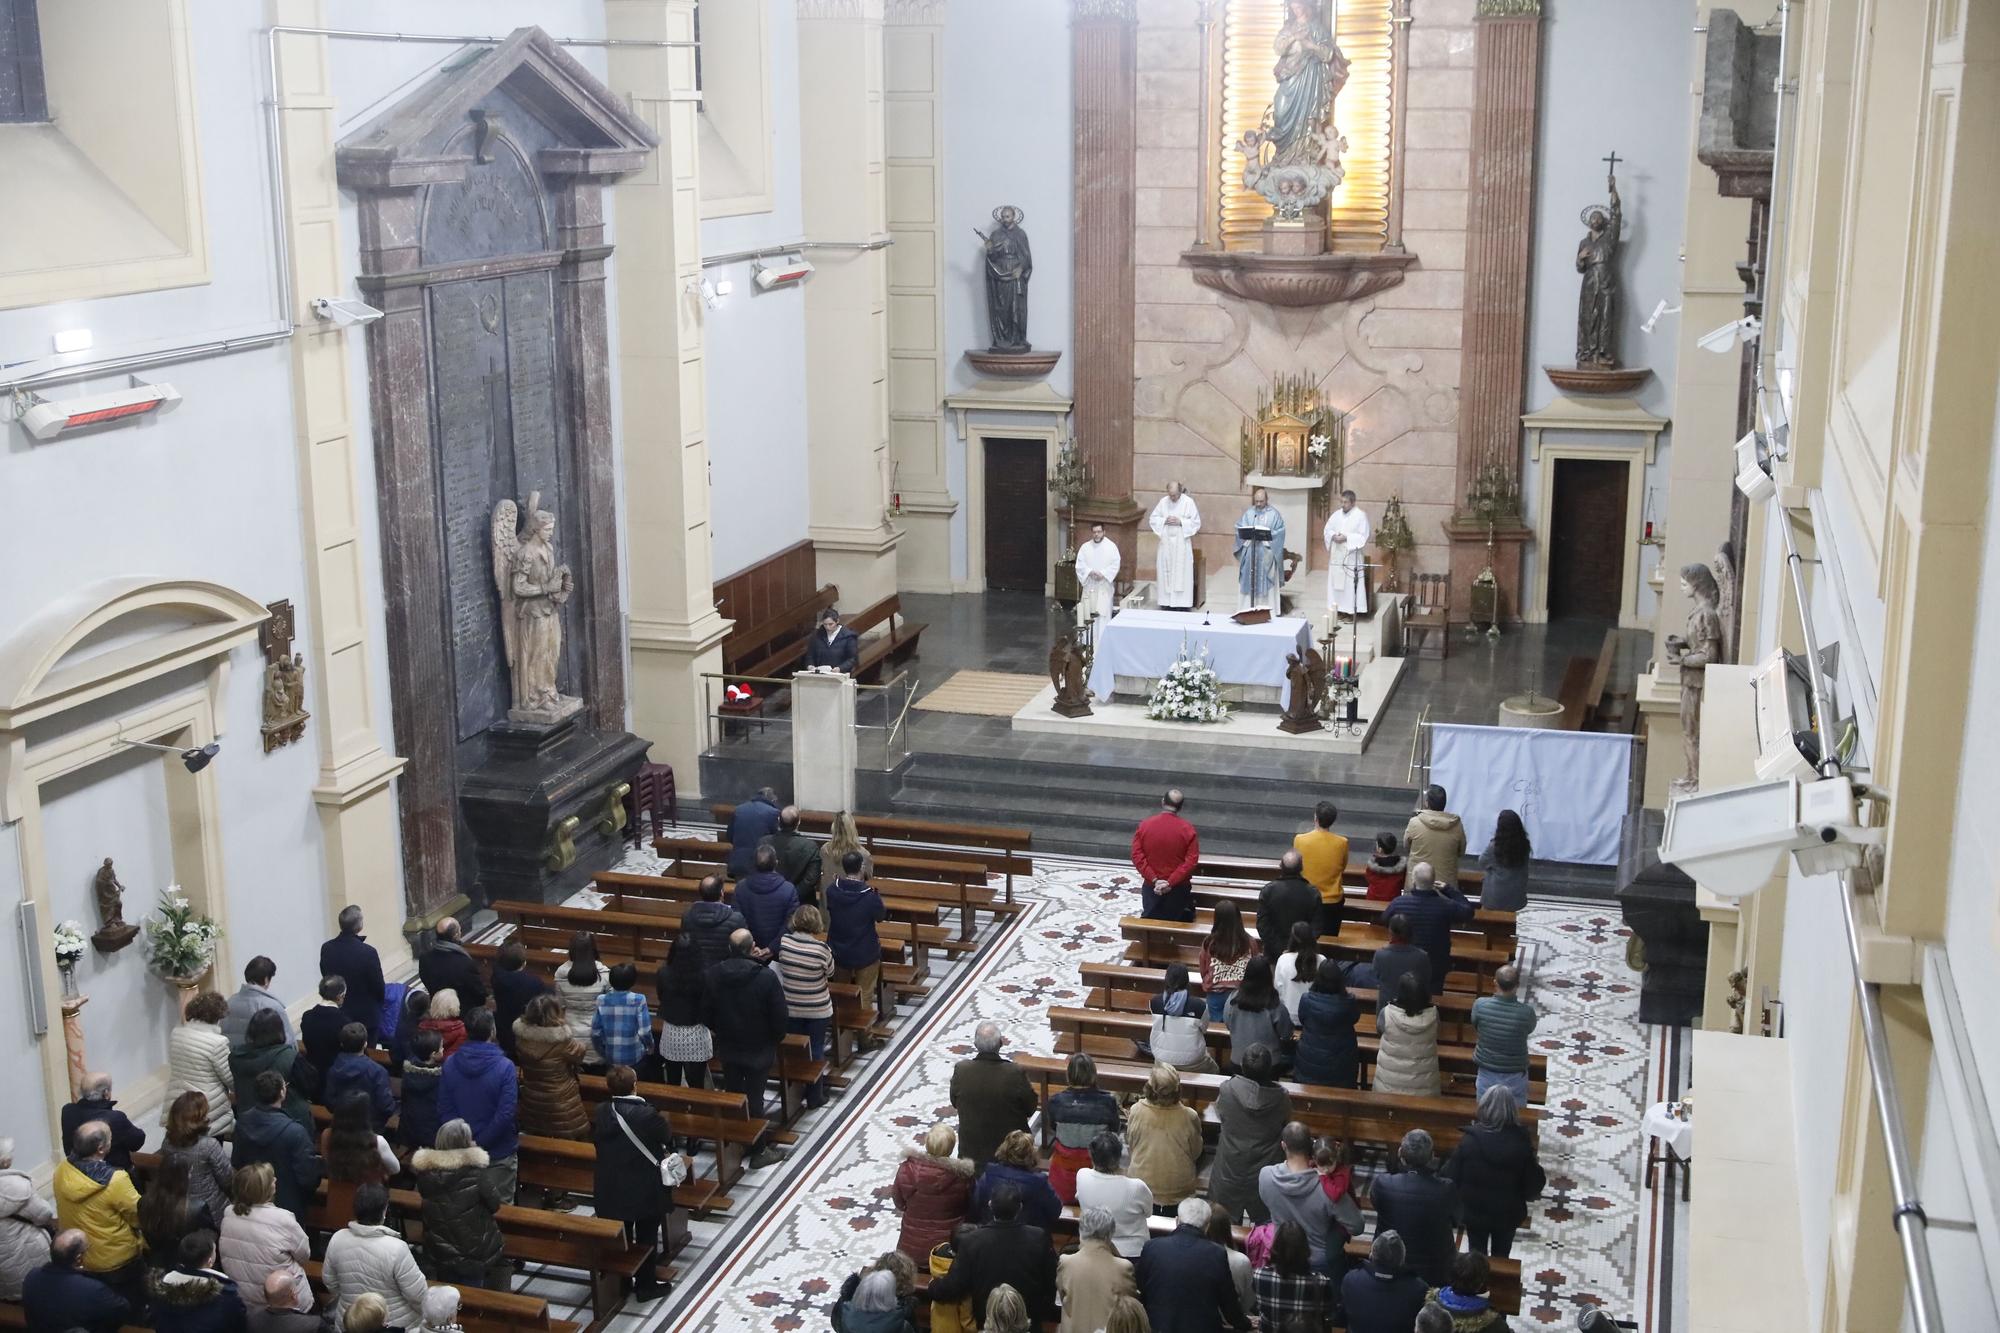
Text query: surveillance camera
311 297 384 327
180 743 220 774
1734 431 1775 503
1659 774 1877 897
1697 315 1761 355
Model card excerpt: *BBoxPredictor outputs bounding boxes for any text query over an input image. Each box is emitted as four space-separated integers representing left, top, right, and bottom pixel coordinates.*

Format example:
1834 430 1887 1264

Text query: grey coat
1207 1076 1291 1225
0 1169 54 1300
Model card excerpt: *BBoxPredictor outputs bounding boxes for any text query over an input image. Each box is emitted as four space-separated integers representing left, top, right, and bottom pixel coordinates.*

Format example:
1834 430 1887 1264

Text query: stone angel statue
492 492 582 725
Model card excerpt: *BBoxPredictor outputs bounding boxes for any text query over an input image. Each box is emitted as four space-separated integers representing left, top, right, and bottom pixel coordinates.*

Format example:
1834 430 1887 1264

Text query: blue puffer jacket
824 878 887 969
734 870 800 952
439 1040 519 1160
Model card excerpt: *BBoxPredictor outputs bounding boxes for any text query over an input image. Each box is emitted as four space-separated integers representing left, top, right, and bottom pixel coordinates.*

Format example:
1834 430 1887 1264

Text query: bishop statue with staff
1323 488 1371 616
1148 483 1202 611
1233 487 1286 614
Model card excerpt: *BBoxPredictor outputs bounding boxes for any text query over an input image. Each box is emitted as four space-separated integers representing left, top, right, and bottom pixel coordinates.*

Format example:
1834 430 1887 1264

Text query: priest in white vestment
1147 483 1202 610
1074 522 1122 627
1323 488 1372 616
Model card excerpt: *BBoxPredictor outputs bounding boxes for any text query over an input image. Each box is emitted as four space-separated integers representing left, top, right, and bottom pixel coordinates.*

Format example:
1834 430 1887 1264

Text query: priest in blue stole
1233 486 1286 613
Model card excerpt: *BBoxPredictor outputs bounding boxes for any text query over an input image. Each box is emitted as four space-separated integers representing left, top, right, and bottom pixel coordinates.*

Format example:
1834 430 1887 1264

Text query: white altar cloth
1085 608 1313 707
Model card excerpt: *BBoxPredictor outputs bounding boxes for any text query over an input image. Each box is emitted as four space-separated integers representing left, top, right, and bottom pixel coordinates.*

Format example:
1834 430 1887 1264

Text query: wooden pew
1044 1006 1545 1105
724 581 838 681
296 1261 583 1333
1120 915 1511 995
703 807 1033 902
593 869 973 959
1184 878 1517 952
1077 960 1480 1046
1011 1053 1539 1160
1194 853 1486 894
655 835 996 909
847 592 927 682
1557 626 1623 731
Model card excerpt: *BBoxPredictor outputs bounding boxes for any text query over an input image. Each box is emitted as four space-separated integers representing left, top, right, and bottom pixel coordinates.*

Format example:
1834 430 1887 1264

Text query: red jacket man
1131 790 1200 922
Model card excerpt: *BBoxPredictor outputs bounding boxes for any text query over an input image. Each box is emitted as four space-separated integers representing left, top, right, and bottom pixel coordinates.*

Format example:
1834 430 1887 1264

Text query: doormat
912 671 1049 717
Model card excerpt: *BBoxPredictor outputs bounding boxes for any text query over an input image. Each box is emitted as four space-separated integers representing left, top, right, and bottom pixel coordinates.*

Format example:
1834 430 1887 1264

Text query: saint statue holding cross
1576 151 1625 367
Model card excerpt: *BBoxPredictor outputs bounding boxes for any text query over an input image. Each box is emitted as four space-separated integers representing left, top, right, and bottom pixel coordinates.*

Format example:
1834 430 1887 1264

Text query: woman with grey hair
410 1119 509 1289
0 1137 55 1300
1056 1205 1137 1333
1440 1084 1546 1259
984 1283 1033 1333
833 1267 916 1333
420 1285 466 1332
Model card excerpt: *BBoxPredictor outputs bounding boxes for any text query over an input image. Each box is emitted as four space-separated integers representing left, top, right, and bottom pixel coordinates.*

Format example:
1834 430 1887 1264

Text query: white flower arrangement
1146 644 1229 724
142 887 221 982
52 920 87 968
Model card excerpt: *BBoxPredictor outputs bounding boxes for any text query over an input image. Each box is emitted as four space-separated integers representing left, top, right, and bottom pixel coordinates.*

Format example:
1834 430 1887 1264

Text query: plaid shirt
591 989 653 1067
1252 1266 1333 1331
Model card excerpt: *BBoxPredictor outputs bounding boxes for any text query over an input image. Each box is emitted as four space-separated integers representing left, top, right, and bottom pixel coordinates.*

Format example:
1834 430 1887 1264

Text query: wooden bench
295 1260 583 1333
1557 626 1624 731
1011 1053 1538 1158
1076 960 1482 1046
725 581 838 680
847 592 928 682
704 806 1034 902
1183 876 1517 953
1120 915 1511 995
1045 1005 1545 1104
594 869 973 959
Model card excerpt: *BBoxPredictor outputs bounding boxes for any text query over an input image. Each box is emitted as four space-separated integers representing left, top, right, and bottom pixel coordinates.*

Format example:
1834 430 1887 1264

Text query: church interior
0 1 1995 1330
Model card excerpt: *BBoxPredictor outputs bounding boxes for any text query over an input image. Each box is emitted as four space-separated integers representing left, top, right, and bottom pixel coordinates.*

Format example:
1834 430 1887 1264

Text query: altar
1085 608 1314 708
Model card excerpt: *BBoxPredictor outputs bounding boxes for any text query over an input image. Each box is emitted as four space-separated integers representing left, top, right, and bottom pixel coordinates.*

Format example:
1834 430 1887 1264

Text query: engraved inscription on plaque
421 134 550 266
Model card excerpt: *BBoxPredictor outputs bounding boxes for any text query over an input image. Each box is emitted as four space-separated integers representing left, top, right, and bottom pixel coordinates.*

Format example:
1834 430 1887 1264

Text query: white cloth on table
1075 535 1122 627
1148 493 1202 608
1324 504 1371 614
1642 1101 1693 1158
1084 608 1313 706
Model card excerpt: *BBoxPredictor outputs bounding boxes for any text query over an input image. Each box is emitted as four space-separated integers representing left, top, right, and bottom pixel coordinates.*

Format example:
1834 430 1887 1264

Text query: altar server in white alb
1147 483 1202 610
1075 522 1122 627
1323 489 1371 616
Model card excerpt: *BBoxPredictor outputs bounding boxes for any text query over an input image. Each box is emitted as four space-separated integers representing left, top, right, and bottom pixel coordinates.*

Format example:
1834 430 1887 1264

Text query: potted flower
142 888 221 1008
52 920 86 998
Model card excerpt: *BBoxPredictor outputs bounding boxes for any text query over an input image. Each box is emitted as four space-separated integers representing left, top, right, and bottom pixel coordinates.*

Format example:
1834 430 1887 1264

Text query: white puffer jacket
218 1201 310 1311
0 1169 54 1300
161 1021 237 1134
1372 1002 1441 1097
323 1220 429 1330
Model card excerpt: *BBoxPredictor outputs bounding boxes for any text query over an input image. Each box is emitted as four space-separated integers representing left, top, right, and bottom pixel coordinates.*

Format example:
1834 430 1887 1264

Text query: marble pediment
336 26 657 192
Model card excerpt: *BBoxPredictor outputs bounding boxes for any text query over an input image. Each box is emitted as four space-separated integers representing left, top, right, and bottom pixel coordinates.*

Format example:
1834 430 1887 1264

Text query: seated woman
420 989 468 1061
1124 1064 1203 1210
1291 958 1361 1089
137 1156 217 1274
891 1123 974 1265
1044 1053 1121 1204
319 1092 398 1230
1198 901 1259 1023
969 1131 1062 1231
411 1119 509 1290
1251 1220 1335 1332
514 992 592 1141
160 1092 234 1221
1222 956 1291 1073
1372 972 1441 1097
1146 963 1216 1074
1271 921 1319 1024
217 1162 310 1313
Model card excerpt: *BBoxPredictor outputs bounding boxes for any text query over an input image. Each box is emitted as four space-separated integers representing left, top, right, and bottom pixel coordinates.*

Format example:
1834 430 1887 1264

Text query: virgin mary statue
1268 0 1347 166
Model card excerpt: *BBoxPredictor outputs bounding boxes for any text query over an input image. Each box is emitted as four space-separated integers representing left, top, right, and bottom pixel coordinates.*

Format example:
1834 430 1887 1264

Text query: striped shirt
1471 993 1539 1073
591 989 653 1067
778 932 834 1020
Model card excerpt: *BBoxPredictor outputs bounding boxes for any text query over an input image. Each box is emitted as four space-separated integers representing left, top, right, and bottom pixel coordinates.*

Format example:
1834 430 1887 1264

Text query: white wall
701 0 810 579
1520 0 1694 621
941 0 1073 583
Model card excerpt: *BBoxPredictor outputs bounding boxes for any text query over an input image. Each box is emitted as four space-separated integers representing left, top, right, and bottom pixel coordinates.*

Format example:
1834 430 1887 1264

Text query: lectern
792 670 858 813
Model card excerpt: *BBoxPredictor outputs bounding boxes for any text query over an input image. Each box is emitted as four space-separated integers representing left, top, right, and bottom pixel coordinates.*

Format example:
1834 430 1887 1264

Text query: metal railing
700 670 915 771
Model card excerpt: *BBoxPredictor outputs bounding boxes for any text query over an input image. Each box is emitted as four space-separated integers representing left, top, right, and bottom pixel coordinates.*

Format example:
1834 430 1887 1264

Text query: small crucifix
1601 149 1622 181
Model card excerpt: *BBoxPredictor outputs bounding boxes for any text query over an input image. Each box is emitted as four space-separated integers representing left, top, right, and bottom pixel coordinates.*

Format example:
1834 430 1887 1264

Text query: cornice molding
797 0 886 20
883 0 946 23
1074 0 1138 21
1474 0 1542 16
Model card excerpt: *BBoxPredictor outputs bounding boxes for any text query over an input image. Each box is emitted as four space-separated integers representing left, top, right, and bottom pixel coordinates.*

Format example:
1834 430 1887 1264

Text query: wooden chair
1405 571 1451 659
622 762 677 848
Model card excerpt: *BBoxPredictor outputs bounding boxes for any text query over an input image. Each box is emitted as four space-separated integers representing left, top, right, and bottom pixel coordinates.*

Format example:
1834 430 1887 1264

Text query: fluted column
1071 0 1143 560
1445 0 1542 621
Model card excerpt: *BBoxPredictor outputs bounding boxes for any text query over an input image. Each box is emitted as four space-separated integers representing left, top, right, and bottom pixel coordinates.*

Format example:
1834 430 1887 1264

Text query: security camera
1734 430 1775 503
311 297 384 327
1659 774 1879 897
116 738 221 773
1697 315 1761 355
1641 300 1681 334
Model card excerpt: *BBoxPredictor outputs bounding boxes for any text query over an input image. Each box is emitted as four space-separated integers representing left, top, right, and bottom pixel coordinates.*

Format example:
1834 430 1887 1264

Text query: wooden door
1546 457 1627 621
983 437 1048 593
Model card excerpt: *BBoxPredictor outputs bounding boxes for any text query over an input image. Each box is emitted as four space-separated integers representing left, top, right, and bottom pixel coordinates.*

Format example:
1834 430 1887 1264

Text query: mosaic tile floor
610 850 1665 1332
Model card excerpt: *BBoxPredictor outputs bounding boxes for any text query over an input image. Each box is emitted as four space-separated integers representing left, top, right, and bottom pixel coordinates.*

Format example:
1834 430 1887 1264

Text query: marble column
1446 1 1542 623
607 0 731 801
1071 0 1143 564
801 0 903 610
60 992 86 1101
